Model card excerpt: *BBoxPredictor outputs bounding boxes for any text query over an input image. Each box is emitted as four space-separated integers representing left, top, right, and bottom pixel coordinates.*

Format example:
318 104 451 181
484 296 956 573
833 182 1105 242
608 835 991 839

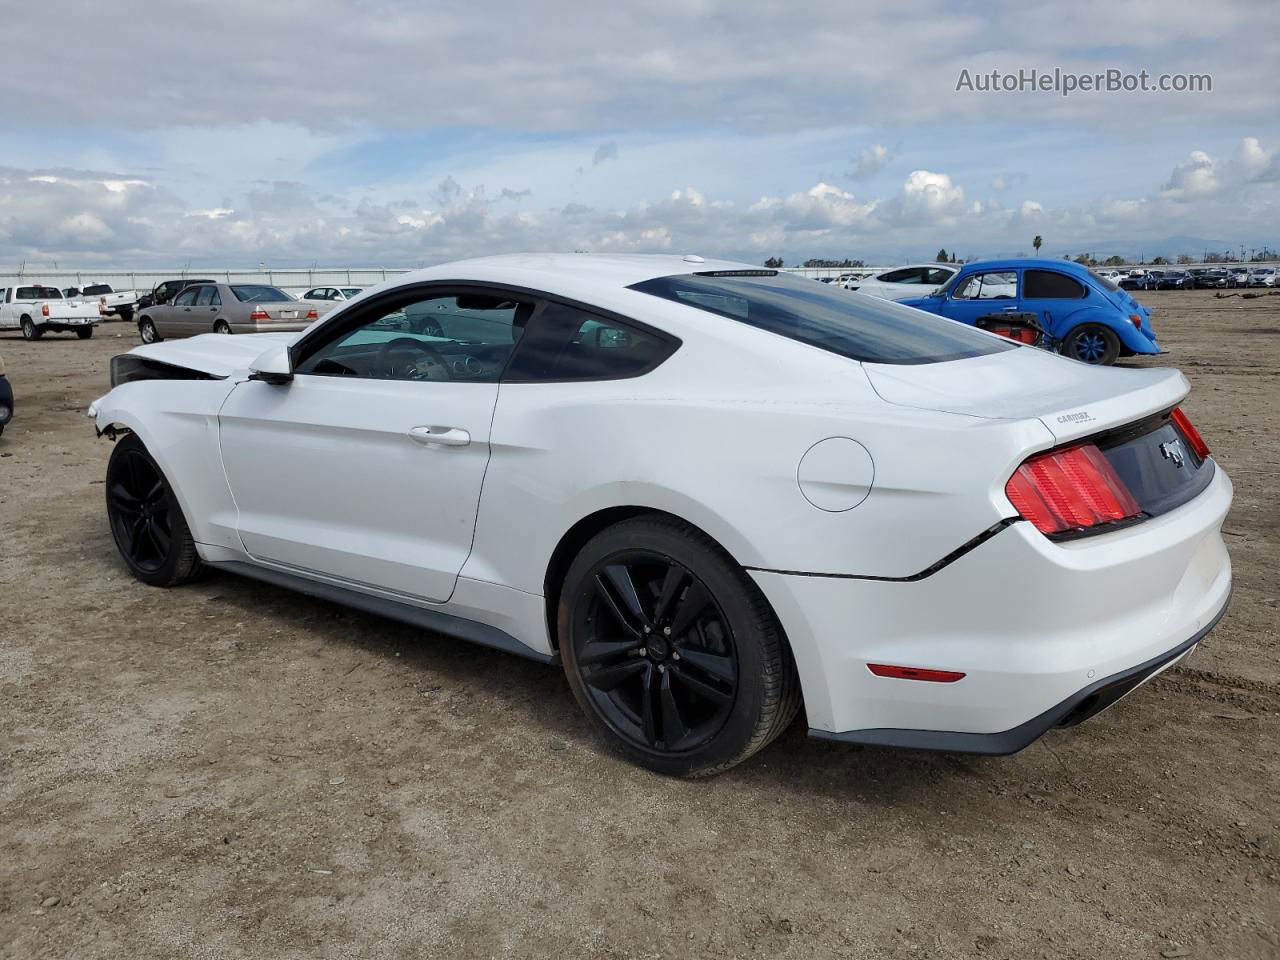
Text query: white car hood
130 332 297 378
864 346 1189 443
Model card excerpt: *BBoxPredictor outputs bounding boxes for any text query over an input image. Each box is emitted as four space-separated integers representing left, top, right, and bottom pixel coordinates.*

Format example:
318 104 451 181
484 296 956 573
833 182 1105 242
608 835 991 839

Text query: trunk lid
863 346 1188 443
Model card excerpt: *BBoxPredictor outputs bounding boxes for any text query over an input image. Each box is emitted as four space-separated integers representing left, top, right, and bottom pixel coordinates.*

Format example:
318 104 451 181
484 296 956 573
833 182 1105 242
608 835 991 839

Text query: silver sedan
135 283 334 343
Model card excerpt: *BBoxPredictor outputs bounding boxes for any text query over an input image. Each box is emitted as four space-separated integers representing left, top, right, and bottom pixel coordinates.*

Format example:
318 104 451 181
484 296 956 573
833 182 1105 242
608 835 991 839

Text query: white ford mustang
90 253 1232 776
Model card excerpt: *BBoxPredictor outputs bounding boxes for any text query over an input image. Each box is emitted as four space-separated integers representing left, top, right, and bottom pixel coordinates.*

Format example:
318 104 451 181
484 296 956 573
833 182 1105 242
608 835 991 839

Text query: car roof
957 258 1096 275
387 253 761 302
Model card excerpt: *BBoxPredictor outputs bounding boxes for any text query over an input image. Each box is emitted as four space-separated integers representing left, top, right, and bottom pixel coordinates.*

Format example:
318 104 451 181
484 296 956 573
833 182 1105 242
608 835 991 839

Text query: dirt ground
1 290 1277 960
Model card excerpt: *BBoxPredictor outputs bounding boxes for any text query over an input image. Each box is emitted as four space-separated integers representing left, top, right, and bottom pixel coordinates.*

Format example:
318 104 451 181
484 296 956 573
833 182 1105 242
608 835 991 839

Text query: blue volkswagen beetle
895 258 1160 365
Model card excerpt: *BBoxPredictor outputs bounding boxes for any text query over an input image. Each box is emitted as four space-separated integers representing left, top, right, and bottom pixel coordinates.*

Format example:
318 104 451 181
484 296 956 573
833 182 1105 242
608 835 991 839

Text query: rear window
16 286 61 300
629 272 1012 365
231 284 292 303
83 284 113 295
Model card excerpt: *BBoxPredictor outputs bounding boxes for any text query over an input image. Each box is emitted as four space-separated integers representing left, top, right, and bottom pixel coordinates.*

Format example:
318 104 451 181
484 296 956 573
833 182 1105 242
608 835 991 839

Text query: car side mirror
248 344 293 385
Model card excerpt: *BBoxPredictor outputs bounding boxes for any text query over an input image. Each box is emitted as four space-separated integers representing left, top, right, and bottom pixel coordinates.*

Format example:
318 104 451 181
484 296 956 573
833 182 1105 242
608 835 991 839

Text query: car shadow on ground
191 565 1031 805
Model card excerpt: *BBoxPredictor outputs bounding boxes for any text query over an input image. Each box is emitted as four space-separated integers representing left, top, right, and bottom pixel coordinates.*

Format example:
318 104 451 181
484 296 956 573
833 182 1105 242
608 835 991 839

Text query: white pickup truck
63 283 140 322
0 284 101 340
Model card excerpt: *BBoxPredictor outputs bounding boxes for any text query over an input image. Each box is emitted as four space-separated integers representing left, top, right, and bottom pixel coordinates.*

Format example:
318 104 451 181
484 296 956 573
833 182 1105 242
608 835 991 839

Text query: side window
952 271 1018 300
174 288 200 307
304 288 320 299
925 268 954 286
1023 270 1086 299
504 302 677 382
295 291 531 383
195 286 215 306
879 268 923 284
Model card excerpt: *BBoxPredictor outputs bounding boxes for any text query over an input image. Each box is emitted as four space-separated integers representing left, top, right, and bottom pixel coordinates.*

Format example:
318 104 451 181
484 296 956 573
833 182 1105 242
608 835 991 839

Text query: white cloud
1162 150 1219 198
896 170 966 223
991 172 1027 191
848 144 890 180
2 134 1278 267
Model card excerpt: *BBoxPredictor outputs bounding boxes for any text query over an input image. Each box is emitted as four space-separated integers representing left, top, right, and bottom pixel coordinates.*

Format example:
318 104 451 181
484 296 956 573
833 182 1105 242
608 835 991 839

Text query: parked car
135 278 217 312
897 258 1159 365
1246 268 1276 287
135 282 326 343
1157 270 1196 290
76 283 141 322
0 285 101 340
1196 269 1236 289
846 264 958 299
1120 270 1161 291
88 253 1230 776
1230 267 1251 286
1095 269 1127 284
0 353 12 436
298 286 364 305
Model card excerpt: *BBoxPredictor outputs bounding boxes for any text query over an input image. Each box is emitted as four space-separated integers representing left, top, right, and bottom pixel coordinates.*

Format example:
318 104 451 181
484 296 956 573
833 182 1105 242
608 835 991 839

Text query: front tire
20 317 43 341
138 317 161 343
1061 323 1121 365
105 434 203 587
76 326 94 340
559 515 800 776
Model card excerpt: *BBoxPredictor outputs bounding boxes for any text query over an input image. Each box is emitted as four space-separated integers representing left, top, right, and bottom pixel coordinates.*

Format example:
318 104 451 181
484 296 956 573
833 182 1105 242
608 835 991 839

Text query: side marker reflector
868 664 966 683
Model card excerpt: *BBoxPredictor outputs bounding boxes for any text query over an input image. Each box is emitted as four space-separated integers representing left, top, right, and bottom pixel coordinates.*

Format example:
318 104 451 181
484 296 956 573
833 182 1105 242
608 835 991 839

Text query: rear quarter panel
464 328 1054 595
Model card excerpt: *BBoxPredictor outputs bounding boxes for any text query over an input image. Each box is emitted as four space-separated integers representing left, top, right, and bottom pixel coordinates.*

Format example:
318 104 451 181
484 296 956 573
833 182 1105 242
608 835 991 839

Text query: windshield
341 288 363 298
231 284 292 303
629 271 1012 365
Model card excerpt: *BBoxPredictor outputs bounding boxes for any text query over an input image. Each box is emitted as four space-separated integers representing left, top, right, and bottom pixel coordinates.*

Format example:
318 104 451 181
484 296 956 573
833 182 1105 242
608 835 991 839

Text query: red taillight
1170 407 1209 458
249 308 270 321
42 304 50 316
1006 444 1141 536
305 309 318 320
868 664 966 683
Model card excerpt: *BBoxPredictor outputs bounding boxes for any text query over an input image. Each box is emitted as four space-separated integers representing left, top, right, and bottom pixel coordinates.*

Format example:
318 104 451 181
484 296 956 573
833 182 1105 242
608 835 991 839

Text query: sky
2 0 1278 268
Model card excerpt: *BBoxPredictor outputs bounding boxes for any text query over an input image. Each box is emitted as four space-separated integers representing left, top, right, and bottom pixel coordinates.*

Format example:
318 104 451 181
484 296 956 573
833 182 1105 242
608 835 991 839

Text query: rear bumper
42 316 99 327
809 596 1227 754
752 465 1233 747
229 321 312 334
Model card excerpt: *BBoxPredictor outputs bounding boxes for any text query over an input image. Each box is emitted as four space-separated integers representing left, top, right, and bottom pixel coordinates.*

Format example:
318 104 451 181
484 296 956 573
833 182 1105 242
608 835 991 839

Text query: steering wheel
376 337 452 381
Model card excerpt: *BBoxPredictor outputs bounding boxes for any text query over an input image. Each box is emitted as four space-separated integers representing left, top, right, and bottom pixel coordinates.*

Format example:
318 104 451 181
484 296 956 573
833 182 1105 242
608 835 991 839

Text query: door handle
408 425 470 447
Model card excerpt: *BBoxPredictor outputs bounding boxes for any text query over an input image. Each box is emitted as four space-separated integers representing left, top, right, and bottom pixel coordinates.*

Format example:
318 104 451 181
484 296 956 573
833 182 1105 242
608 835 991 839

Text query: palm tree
1033 235 1042 256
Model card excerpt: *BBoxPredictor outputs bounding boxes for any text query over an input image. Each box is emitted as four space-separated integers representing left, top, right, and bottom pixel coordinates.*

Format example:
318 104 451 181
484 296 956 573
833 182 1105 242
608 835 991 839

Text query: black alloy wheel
573 552 739 754
105 435 203 586
560 516 800 776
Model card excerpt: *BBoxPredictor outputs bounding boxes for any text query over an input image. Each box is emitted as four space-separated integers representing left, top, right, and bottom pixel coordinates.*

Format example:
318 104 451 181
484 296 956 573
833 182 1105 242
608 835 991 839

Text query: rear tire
214 320 232 335
1061 323 1121 365
76 327 93 340
138 317 161 343
559 515 801 777
20 317 42 341
105 434 203 587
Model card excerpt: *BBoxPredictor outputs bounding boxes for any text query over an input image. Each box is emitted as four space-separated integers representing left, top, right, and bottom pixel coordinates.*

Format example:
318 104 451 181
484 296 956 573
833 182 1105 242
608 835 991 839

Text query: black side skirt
208 559 557 665
809 590 1230 756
